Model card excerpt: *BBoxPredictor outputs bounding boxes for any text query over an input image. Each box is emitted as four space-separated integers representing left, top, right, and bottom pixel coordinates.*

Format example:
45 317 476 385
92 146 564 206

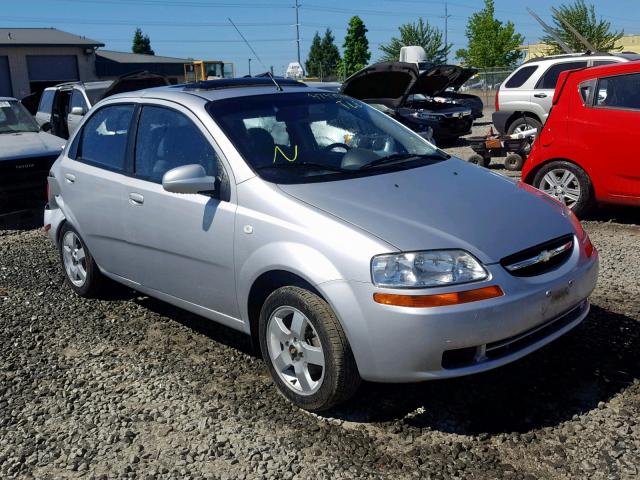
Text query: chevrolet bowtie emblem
538 250 553 263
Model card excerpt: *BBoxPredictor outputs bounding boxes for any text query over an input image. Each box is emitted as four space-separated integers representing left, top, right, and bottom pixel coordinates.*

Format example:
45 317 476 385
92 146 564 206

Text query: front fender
236 241 343 322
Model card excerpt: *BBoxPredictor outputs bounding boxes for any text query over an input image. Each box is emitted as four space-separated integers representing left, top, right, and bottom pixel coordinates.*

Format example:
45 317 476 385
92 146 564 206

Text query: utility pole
443 2 451 63
295 0 301 65
248 58 252 76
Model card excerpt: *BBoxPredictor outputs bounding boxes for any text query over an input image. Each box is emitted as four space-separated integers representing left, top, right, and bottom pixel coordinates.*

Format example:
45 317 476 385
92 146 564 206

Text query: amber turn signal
373 285 504 308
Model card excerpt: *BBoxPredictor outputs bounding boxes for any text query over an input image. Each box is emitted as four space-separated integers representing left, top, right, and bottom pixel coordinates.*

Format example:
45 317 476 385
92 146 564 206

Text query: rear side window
593 60 617 67
595 73 640 110
78 104 134 171
38 90 55 114
505 65 538 88
134 106 219 182
536 61 588 89
578 79 596 105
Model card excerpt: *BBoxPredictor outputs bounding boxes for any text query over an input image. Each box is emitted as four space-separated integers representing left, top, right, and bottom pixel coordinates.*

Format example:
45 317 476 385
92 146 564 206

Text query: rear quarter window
505 65 538 88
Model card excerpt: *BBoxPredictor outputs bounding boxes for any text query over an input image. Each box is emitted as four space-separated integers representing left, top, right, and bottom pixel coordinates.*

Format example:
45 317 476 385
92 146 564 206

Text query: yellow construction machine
183 61 235 82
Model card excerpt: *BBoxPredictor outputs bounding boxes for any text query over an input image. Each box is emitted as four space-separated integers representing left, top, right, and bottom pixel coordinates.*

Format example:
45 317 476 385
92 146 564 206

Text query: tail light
494 87 500 111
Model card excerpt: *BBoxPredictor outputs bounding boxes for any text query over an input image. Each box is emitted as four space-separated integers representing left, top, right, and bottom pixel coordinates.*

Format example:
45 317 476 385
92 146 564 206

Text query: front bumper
320 243 598 382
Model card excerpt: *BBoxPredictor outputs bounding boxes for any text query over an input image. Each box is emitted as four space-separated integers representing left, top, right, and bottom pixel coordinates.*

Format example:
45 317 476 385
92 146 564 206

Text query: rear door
587 72 640 200
35 89 55 127
59 103 136 277
66 88 88 136
533 61 588 120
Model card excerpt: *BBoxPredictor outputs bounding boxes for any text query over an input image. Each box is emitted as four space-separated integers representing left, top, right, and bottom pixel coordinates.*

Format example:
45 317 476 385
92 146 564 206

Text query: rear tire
259 286 361 411
532 161 594 217
59 223 104 297
507 116 541 156
504 153 524 171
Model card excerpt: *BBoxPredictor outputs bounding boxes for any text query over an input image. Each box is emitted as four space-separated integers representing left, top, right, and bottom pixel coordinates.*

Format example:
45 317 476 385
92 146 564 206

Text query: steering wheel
322 142 351 152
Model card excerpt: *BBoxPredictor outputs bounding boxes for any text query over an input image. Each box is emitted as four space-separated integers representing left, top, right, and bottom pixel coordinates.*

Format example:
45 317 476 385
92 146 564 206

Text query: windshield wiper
358 152 447 170
256 162 348 173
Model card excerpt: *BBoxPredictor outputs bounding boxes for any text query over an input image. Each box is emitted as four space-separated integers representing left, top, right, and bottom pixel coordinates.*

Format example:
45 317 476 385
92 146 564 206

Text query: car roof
524 51 640 64
565 59 640 82
105 77 313 104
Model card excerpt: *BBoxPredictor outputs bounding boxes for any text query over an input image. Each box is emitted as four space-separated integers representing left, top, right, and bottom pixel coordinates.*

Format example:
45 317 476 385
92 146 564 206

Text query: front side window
0 100 40 134
70 90 88 111
536 61 588 89
77 104 134 171
595 73 640 110
207 92 445 184
134 106 219 182
38 90 55 114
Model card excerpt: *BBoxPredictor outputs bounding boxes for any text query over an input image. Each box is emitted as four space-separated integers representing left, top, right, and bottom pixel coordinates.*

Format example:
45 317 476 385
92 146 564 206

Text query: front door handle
129 192 144 205
534 93 548 98
64 173 76 184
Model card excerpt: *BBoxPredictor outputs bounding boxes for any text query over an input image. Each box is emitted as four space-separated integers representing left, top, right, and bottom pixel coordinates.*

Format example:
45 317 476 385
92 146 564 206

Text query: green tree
132 27 154 55
379 18 452 64
305 32 324 77
542 0 623 54
456 0 523 68
340 16 371 78
320 29 341 78
305 29 341 79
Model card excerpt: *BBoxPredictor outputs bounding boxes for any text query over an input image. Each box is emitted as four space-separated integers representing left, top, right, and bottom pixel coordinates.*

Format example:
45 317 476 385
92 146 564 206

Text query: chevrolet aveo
44 78 598 411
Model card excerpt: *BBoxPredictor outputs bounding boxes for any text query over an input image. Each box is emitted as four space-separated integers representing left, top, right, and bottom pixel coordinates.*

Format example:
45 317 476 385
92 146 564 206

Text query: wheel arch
505 111 542 132
247 270 326 350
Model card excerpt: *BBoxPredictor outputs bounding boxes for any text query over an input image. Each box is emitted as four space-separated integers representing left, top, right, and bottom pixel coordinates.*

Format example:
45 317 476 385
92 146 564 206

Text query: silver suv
492 52 640 134
44 78 598 411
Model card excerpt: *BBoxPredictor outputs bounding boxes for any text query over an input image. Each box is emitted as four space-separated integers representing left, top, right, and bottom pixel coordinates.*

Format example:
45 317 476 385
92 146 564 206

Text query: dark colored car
341 62 473 142
522 61 640 216
0 98 65 213
434 67 484 119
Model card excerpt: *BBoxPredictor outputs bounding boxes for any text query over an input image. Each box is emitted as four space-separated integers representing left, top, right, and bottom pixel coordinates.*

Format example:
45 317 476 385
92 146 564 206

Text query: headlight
371 250 488 288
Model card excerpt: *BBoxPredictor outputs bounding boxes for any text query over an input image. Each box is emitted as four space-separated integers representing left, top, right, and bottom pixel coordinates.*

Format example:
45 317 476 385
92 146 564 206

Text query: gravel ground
1 112 639 479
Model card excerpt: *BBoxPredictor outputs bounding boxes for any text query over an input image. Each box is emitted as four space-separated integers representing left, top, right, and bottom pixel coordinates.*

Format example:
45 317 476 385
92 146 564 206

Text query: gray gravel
1 114 639 479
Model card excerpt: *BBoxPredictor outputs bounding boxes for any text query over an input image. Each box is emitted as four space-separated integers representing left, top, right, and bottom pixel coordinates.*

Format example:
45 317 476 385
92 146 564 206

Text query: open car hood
446 67 478 91
99 71 170 100
341 62 465 108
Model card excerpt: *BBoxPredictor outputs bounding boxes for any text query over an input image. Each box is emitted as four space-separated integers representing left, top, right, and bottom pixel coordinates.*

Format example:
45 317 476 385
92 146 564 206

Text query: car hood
99 71 170 101
447 67 478 91
341 62 464 108
0 131 65 161
277 158 574 264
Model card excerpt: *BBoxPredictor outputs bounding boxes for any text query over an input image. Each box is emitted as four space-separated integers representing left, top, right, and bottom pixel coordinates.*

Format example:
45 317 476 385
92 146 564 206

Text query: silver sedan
44 78 598 411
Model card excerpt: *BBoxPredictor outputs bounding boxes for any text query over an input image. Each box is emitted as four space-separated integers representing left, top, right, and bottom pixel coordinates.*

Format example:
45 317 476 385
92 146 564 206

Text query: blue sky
3 0 638 76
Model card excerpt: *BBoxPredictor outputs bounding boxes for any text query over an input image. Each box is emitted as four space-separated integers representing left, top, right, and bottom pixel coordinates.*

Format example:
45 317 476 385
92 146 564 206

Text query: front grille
501 234 574 277
441 300 588 369
0 155 57 190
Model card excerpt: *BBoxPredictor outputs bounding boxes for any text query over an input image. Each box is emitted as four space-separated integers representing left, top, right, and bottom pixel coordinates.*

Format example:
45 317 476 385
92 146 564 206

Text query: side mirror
162 164 217 195
40 122 52 132
70 106 85 116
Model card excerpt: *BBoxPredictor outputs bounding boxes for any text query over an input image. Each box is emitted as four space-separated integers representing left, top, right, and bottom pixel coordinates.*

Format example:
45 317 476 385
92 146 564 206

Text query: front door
66 89 87 136
120 103 239 318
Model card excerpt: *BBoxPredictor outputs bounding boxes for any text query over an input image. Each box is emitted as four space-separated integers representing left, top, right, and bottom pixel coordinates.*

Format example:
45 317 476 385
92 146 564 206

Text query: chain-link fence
459 67 516 113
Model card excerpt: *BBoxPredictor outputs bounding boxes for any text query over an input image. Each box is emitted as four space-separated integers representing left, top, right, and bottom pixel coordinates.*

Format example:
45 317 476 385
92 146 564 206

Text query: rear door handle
533 93 548 98
129 192 144 205
64 173 76 184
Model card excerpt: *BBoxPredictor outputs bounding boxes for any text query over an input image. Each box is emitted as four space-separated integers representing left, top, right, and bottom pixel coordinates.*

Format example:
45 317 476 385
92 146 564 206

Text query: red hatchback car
522 61 640 216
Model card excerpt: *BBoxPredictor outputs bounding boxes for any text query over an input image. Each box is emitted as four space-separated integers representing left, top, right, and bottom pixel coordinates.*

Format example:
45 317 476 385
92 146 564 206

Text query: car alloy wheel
538 168 582 209
266 306 326 395
62 231 88 287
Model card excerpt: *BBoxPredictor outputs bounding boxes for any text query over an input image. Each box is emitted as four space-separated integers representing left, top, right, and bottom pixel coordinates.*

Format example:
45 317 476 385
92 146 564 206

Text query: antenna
551 6 596 53
527 8 574 55
228 17 283 91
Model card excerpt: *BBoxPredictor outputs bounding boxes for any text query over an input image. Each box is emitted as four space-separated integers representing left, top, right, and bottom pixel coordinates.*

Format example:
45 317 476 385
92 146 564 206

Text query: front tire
59 223 104 297
259 286 361 411
532 161 594 216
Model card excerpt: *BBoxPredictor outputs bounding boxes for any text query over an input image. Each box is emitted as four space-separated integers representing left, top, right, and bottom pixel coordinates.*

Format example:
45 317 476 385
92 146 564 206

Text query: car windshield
0 100 40 134
207 92 446 184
